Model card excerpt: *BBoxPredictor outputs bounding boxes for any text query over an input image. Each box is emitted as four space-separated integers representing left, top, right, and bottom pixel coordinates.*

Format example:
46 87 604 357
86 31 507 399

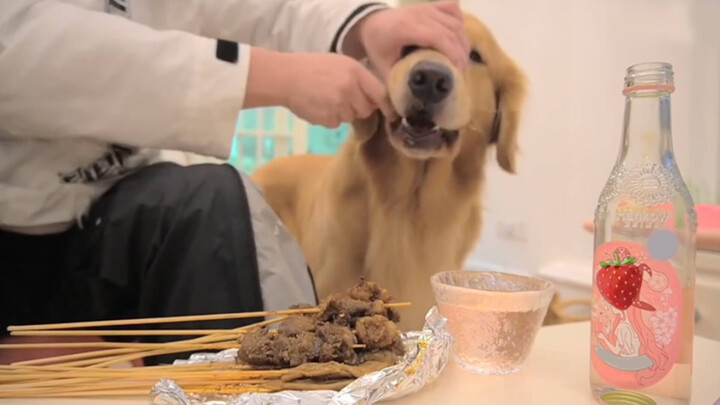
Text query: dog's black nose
408 61 453 104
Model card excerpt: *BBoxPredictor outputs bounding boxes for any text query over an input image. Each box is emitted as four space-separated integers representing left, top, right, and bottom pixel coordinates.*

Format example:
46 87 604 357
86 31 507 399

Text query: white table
388 322 719 405
3 322 718 405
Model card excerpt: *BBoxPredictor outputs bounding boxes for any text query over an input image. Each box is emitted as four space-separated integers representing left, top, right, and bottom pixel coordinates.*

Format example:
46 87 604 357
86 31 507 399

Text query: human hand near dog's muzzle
344 1 471 80
258 52 396 129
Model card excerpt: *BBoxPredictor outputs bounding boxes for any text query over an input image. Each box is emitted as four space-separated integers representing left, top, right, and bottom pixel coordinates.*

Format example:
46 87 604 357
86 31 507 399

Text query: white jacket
0 0 386 234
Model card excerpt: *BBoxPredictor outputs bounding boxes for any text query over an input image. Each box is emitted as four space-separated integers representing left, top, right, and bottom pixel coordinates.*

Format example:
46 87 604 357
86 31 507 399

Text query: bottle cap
599 390 657 405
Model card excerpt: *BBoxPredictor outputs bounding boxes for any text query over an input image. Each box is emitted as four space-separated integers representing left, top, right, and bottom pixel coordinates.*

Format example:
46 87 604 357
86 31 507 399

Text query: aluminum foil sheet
151 307 452 405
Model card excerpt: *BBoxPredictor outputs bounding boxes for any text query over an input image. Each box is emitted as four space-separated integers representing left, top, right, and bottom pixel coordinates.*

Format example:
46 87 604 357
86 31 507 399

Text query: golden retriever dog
252 14 527 329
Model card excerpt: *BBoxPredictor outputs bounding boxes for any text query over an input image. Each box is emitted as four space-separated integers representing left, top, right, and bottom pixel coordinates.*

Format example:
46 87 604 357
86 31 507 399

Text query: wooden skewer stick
0 368 273 379
10 329 240 337
0 368 276 379
0 366 291 395
0 342 242 350
86 347 229 369
12 336 236 367
0 372 270 388
0 362 245 374
62 322 283 369
0 367 287 382
63 341 233 369
82 317 288 368
0 374 275 395
12 348 138 367
7 302 410 332
0 390 153 398
45 341 235 369
0 377 275 397
0 386 271 398
0 363 249 378
12 316 286 367
85 340 366 370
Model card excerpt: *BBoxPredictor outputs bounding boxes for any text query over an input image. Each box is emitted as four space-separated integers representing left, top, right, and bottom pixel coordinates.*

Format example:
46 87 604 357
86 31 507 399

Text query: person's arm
127 0 388 55
0 1 255 159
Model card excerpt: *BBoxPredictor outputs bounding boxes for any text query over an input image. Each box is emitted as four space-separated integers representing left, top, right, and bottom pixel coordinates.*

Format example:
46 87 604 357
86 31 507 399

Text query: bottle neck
618 91 674 166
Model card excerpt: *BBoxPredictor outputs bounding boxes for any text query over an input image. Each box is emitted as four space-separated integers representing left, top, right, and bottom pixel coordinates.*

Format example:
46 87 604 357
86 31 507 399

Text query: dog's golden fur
252 14 527 329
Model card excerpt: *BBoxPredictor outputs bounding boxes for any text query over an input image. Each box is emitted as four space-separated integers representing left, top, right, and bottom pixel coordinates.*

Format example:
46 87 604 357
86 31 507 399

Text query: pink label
591 241 682 389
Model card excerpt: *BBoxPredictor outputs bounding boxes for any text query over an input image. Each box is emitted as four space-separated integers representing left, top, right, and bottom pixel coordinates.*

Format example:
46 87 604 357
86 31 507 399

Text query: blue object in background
228 109 256 170
229 107 350 174
307 124 350 155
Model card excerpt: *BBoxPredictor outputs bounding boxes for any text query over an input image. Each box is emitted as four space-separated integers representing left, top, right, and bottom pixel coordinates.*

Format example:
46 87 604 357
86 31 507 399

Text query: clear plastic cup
431 271 554 375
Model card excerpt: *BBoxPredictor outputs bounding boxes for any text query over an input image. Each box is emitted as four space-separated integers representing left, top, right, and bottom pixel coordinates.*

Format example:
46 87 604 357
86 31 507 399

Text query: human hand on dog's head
246 49 398 128
343 1 471 80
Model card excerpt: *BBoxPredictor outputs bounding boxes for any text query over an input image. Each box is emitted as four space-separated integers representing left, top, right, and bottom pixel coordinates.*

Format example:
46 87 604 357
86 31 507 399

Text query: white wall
460 1 720 275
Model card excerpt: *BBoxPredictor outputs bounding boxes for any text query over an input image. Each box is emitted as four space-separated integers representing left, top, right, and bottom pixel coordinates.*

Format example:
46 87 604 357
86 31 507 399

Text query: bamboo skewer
0 363 250 379
0 373 279 397
1 379 270 398
0 300 411 400
0 370 277 382
0 362 243 372
11 329 241 337
66 316 290 368
84 341 365 370
11 316 286 367
0 342 242 350
0 373 270 388
0 389 158 398
0 363 295 397
61 347 216 369
0 387 272 398
0 377 275 398
0 364 310 398
7 302 410 332
84 346 239 369
13 337 235 368
0 368 287 382
13 348 139 366
11 328 249 366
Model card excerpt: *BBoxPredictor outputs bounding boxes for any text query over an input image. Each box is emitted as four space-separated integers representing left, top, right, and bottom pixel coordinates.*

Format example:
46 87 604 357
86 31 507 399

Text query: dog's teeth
406 138 415 146
432 125 440 131
401 118 409 127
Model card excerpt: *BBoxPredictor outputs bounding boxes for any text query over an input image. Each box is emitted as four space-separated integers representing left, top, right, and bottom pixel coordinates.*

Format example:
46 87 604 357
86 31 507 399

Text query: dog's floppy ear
490 64 527 174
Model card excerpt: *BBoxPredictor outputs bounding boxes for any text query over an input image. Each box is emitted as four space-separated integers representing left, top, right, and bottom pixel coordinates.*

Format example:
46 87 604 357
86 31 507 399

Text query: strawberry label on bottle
591 240 682 389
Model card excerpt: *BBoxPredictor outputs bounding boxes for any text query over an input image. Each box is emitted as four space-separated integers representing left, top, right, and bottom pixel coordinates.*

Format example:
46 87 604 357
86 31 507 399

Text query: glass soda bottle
590 62 697 405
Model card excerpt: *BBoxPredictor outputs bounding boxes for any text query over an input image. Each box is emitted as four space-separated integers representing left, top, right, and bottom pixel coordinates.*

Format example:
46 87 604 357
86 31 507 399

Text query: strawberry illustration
597 249 655 311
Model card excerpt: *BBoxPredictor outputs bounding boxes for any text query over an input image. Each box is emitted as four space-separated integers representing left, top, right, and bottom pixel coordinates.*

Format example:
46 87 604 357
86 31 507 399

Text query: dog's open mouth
391 112 459 150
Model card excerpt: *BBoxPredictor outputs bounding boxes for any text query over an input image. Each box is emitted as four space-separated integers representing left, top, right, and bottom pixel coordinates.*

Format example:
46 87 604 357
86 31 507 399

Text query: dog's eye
469 49 483 64
401 45 420 57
